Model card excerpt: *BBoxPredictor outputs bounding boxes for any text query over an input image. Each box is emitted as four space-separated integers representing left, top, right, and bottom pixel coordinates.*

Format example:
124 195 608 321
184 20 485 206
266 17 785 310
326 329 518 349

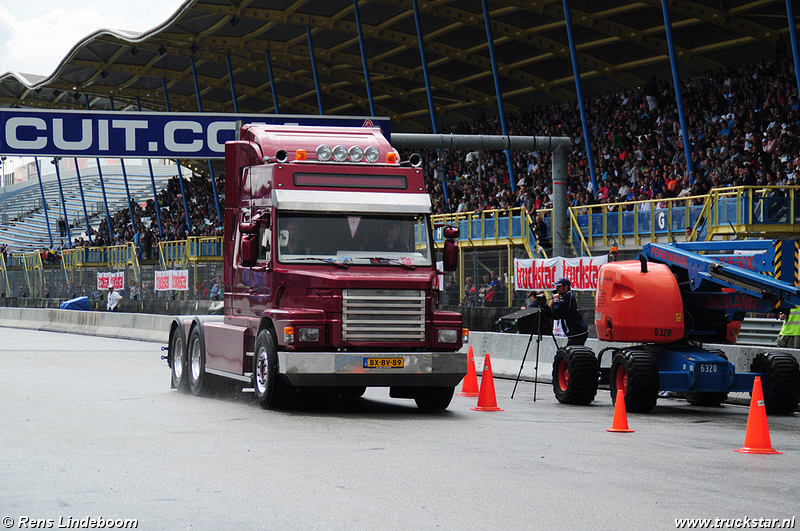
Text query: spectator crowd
418 49 800 223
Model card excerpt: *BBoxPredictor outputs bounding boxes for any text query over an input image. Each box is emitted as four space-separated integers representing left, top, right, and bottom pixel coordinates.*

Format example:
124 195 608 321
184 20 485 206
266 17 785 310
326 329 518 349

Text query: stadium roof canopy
0 0 796 133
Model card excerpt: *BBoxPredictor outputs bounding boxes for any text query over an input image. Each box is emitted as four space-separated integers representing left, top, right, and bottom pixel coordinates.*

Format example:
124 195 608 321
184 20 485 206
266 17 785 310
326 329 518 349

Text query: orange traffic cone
734 376 782 454
457 346 479 397
471 353 504 411
606 388 635 433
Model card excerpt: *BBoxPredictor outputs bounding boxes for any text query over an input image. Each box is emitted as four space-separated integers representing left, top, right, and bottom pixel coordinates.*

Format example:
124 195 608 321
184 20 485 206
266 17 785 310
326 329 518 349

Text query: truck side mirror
240 233 258 267
442 239 458 272
443 226 459 239
239 222 257 234
239 222 259 266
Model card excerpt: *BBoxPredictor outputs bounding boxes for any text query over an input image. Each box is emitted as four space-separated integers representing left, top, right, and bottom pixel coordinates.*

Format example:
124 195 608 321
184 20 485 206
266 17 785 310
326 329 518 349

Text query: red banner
514 256 607 291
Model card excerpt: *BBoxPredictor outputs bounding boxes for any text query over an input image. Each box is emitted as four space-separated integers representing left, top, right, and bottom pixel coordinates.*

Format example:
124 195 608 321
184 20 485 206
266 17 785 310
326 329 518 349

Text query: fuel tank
595 260 685 343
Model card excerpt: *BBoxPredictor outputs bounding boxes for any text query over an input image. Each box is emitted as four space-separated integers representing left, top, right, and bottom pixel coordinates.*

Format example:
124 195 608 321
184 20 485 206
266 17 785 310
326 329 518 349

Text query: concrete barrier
0 307 174 343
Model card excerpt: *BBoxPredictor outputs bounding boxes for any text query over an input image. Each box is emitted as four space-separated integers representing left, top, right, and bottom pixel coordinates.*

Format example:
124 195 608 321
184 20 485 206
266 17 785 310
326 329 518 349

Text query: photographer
548 278 588 345
522 291 547 309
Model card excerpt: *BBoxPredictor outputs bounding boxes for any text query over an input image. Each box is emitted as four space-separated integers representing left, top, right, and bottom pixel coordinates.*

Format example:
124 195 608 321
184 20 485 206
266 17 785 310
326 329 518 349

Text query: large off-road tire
610 350 659 413
414 387 454 412
552 347 599 405
169 326 188 392
750 352 800 415
253 330 287 410
187 326 206 396
684 349 728 408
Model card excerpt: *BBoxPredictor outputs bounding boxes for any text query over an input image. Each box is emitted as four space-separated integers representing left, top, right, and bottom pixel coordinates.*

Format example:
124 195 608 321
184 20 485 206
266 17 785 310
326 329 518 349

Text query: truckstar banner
0 109 391 159
514 256 608 291
155 269 189 291
97 271 125 291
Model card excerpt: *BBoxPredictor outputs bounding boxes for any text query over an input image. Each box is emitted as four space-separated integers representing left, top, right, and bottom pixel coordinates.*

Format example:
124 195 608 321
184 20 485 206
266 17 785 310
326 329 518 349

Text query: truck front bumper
277 351 467 387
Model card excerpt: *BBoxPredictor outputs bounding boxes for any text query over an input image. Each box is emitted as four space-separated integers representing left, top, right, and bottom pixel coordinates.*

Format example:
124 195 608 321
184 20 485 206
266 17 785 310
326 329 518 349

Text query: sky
0 1 187 180
0 0 186 77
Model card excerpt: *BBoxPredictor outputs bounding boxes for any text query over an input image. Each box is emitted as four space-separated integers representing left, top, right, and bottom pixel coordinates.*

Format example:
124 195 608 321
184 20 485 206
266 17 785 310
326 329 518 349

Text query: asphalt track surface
1 327 798 531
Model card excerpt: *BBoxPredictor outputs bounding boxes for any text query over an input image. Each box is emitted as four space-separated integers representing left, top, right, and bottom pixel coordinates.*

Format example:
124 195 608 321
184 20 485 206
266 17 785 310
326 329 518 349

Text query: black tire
169 326 188 392
187 326 206 396
253 330 284 410
552 347 599 405
750 352 800 415
684 350 728 408
414 387 454 412
610 350 659 413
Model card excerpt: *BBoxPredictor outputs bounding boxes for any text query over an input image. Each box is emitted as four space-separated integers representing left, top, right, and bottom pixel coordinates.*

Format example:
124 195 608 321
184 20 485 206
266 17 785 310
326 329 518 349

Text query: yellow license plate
364 357 404 368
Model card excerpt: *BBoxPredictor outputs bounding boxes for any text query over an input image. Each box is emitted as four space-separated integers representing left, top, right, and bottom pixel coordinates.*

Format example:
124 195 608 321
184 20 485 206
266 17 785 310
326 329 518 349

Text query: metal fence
1 263 225 302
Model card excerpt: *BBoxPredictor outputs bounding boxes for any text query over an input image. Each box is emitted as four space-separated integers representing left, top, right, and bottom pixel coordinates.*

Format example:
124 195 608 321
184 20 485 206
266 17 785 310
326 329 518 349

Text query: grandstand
0 0 797 321
0 162 179 252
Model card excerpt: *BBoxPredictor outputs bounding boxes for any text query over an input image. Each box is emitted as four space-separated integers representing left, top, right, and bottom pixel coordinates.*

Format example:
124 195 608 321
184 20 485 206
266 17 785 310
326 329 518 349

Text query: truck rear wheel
552 347 599 405
187 326 206 396
750 352 800 415
170 327 188 392
610 350 659 413
254 330 285 410
414 387 454 412
684 350 728 408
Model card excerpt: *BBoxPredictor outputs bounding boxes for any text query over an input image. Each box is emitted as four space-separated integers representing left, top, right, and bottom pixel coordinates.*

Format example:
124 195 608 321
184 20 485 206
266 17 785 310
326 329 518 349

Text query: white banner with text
154 269 189 291
97 271 125 291
514 256 608 292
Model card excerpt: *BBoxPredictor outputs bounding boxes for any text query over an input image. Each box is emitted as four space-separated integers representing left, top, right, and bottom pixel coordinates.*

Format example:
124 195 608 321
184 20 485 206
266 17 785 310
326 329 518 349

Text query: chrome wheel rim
172 336 183 381
255 348 268 394
190 338 201 381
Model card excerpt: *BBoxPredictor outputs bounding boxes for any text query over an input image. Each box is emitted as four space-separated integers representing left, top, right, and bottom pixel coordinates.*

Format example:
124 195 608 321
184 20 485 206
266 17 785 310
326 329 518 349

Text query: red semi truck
167 123 466 411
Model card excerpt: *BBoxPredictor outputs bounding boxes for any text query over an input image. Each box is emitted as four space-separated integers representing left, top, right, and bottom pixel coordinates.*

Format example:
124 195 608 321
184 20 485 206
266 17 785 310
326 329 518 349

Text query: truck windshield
276 213 433 267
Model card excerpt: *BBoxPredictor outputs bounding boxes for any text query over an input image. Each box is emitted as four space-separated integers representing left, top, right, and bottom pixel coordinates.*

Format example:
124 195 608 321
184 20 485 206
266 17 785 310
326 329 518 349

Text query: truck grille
342 289 426 342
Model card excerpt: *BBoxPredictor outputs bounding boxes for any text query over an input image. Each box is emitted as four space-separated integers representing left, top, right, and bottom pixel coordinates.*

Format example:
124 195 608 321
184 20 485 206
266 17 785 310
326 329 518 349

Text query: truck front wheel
552 347 599 405
610 350 659 413
750 352 800 415
254 330 282 410
188 327 206 396
414 387 454 412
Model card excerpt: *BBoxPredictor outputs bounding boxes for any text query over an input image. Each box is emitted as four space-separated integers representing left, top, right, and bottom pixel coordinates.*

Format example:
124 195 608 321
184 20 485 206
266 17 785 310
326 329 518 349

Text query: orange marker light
296 149 307 161
386 152 397 164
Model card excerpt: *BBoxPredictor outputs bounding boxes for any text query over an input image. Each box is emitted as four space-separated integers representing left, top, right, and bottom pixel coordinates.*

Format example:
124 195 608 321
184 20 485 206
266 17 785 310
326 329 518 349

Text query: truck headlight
298 328 320 342
438 329 459 344
332 145 348 162
316 144 332 161
364 146 380 163
348 145 364 162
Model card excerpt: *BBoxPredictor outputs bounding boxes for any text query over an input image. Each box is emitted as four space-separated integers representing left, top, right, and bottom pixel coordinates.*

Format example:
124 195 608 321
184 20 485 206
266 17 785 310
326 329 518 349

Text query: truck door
234 209 272 316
